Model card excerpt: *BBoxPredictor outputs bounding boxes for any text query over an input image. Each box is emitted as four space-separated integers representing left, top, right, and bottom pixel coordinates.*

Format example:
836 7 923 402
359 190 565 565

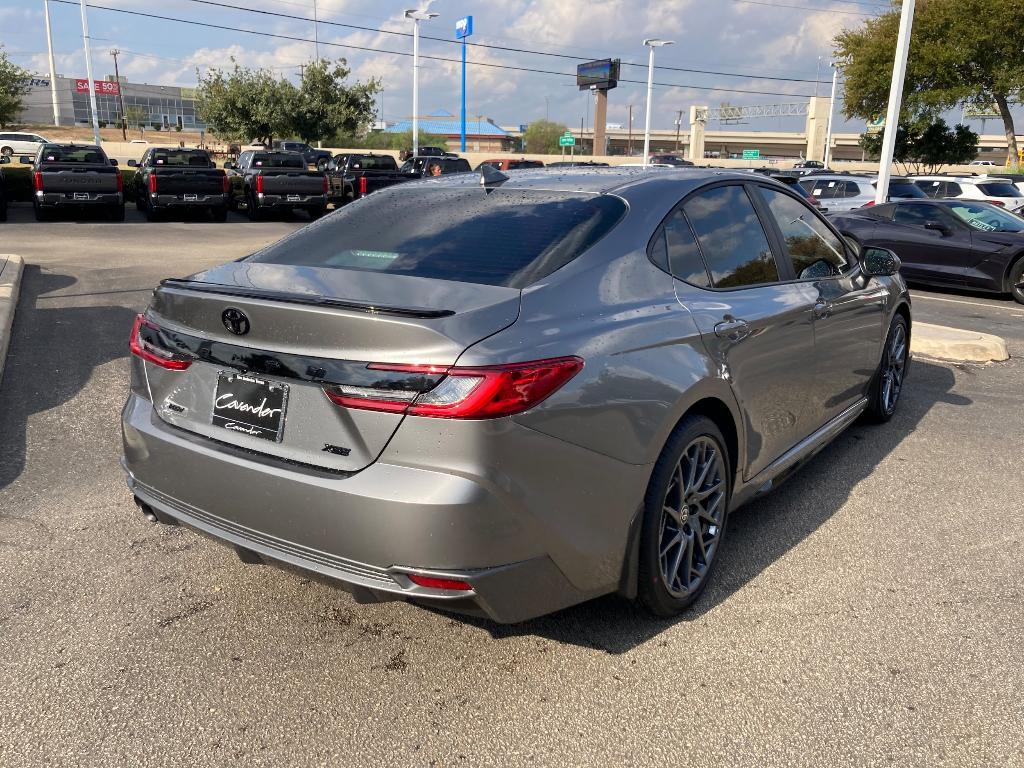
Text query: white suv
798 173 927 211
912 174 1024 209
0 132 52 157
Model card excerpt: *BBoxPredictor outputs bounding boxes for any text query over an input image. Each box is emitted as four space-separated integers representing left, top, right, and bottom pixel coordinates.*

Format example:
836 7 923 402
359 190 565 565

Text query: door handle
714 318 750 341
812 298 832 319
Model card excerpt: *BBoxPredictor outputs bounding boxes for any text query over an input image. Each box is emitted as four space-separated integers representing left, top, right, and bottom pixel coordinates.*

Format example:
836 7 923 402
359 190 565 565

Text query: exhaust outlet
133 496 176 525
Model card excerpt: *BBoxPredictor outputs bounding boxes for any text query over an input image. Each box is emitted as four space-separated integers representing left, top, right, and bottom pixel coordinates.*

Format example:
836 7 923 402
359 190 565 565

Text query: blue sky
1 0 1018 136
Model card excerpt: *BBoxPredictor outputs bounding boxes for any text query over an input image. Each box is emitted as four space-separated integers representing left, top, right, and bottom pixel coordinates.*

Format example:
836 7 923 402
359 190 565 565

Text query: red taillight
323 356 584 419
148 174 157 193
862 200 876 207
255 175 264 194
985 199 1005 207
358 176 368 196
322 174 329 194
407 574 473 591
129 314 192 370
222 174 229 193
33 171 43 192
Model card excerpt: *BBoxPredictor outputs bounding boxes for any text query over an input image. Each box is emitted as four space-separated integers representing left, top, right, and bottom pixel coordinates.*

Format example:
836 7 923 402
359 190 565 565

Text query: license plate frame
211 371 289 443
184 193 199 202
286 194 301 202
73 192 89 201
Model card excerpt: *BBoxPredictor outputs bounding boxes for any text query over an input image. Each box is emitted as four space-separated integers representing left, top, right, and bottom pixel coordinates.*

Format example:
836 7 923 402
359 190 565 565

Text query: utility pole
642 39 674 167
312 0 320 60
43 0 61 126
79 0 101 146
874 0 915 205
110 49 127 140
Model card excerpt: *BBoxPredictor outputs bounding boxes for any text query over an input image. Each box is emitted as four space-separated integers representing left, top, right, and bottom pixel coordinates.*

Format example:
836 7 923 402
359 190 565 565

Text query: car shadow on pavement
457 358 971 654
0 265 139 492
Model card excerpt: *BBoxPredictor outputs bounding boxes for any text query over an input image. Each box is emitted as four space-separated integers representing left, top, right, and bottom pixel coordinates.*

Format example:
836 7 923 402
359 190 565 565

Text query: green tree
290 59 380 144
836 0 1024 164
0 46 30 128
523 120 570 154
123 105 147 128
195 62 297 145
859 118 978 174
332 128 449 152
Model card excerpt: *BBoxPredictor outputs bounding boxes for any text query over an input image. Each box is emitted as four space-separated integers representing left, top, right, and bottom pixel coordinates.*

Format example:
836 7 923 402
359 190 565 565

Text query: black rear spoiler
159 278 455 319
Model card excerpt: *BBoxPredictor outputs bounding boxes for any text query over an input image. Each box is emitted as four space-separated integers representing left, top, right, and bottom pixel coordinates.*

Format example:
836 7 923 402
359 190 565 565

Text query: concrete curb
0 253 25 390
911 321 1010 363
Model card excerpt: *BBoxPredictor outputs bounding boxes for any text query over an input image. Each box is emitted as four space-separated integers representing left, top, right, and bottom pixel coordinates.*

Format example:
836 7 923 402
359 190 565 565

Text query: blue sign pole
456 16 472 152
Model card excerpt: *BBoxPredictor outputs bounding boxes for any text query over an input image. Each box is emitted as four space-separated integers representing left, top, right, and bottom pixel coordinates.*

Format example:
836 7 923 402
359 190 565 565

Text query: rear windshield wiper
159 278 455 319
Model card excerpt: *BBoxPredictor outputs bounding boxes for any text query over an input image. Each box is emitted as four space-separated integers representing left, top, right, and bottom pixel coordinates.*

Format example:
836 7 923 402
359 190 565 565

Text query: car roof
396 166 779 195
911 174 988 182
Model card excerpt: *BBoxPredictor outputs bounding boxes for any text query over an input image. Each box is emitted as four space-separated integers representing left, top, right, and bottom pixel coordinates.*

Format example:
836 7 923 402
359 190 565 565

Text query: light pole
875 0 915 205
312 0 320 60
642 38 674 167
456 16 473 153
823 61 839 168
43 0 61 126
79 0 101 146
405 7 439 158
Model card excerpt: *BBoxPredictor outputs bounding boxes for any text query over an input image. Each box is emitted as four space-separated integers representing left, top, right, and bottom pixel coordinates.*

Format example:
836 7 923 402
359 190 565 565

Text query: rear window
351 155 397 171
150 150 211 167
247 187 627 288
886 181 927 198
252 153 304 168
977 182 1022 197
39 145 107 164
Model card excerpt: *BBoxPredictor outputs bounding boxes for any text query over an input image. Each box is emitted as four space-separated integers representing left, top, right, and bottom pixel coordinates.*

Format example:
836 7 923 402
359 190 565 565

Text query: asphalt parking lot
1 206 1022 767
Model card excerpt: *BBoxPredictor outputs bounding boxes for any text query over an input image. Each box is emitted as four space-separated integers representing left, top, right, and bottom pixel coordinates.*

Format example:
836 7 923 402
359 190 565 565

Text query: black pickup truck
224 150 328 221
0 155 8 222
24 143 124 221
127 148 228 222
325 153 410 206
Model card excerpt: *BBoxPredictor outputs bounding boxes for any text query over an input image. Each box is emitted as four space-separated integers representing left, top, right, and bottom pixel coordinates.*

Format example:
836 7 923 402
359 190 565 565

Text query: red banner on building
75 79 120 96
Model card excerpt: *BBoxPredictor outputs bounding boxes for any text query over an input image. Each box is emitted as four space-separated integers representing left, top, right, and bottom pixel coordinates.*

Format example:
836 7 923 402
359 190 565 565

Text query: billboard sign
75 79 120 96
865 115 885 134
576 59 620 91
455 16 473 39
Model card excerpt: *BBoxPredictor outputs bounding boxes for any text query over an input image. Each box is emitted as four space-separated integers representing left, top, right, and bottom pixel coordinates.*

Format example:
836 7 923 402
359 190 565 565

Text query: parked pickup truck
272 140 333 170
127 148 228 222
224 150 328 221
24 143 124 221
325 153 411 206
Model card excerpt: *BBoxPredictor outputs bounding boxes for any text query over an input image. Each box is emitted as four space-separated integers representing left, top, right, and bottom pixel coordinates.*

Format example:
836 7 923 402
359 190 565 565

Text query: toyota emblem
221 308 250 336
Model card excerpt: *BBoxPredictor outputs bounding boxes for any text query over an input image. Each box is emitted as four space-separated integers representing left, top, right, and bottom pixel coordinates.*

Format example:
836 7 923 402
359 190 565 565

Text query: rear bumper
121 393 649 622
256 193 326 208
37 191 121 206
151 193 228 208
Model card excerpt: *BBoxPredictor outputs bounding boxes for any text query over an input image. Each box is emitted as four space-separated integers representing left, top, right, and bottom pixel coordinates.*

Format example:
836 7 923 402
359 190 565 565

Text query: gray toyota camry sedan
122 167 911 623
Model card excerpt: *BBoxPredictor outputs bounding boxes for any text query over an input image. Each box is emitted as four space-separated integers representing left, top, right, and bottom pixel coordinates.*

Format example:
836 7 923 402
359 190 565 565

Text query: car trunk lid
140 262 520 472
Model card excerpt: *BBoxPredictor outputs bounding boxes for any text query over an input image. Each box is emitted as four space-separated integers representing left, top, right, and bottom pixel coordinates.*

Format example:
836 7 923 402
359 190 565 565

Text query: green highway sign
559 134 576 147
742 149 760 160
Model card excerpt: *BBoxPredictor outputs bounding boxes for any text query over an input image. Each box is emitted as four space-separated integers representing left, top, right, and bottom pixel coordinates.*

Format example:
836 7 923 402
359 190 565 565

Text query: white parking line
912 293 1024 315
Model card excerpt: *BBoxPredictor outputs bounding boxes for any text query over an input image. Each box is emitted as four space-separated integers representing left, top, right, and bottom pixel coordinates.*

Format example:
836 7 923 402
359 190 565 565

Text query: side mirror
861 247 901 277
223 161 236 170
109 158 118 166
924 220 951 236
20 156 33 164
126 159 138 167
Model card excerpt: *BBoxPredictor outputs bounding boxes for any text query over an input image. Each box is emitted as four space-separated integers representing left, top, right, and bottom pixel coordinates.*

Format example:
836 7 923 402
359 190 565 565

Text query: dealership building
19 75 206 131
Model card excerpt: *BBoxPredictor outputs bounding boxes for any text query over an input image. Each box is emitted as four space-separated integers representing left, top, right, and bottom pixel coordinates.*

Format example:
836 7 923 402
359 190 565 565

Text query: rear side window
151 150 210 167
683 185 779 289
248 188 627 288
942 182 962 196
760 188 849 279
353 156 397 170
977 182 1022 197
893 204 937 227
663 210 710 287
39 145 107 164
252 153 304 168
887 181 927 198
837 181 862 198
915 180 943 198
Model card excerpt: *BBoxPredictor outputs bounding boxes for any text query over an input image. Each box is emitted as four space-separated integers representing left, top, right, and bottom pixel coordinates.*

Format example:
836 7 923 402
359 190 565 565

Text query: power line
48 0 818 98
175 0 828 85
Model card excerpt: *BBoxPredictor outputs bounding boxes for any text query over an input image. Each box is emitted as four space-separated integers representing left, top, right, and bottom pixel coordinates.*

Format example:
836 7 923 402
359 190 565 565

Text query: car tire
865 314 909 423
109 203 126 222
246 192 261 222
0 146 12 157
211 206 228 223
637 415 732 617
1009 258 1024 305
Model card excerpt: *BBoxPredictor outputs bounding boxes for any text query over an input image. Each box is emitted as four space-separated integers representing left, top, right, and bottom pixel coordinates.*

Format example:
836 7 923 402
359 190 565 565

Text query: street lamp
642 38 674 167
823 60 839 168
405 7 439 158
